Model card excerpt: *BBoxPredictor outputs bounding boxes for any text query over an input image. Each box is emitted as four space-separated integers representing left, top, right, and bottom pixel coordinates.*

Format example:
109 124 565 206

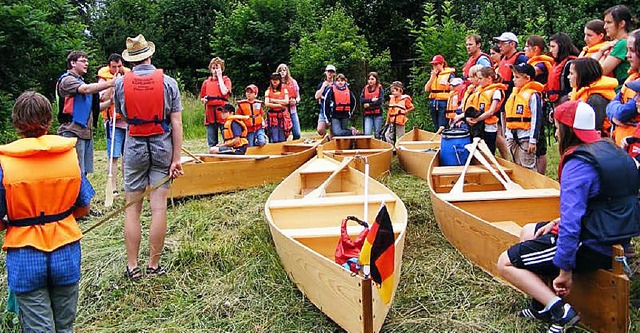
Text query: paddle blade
105 175 114 207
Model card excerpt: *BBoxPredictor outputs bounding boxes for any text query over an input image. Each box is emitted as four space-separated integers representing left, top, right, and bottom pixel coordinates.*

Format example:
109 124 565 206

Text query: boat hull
396 127 440 179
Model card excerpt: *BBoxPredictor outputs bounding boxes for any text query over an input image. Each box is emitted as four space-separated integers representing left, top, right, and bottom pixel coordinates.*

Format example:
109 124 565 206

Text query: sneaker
518 301 551 323
547 301 579 333
89 209 103 217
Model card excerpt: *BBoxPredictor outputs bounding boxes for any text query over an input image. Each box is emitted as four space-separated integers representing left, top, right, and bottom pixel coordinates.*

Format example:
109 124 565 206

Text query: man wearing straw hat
113 34 184 281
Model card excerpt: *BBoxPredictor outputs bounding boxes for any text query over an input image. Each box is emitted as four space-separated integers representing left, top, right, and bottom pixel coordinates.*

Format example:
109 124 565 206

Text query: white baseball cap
554 101 600 143
493 32 518 43
325 64 336 72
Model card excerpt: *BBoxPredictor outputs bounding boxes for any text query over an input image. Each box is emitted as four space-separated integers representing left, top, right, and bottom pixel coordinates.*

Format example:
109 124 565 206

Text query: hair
208 57 225 72
222 103 235 113
568 58 602 88
270 74 282 90
336 73 347 81
585 19 607 36
490 44 500 54
604 5 634 33
390 81 404 92
66 51 87 69
276 63 293 84
466 34 482 45
468 64 485 78
526 35 547 52
631 29 640 57
107 53 124 64
557 121 584 155
478 67 502 83
366 72 380 86
12 91 52 138
549 33 580 62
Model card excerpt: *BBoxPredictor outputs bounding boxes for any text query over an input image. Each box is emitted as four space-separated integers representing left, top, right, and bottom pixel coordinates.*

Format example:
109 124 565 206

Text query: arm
77 80 114 95
199 80 208 103
606 92 638 124
218 76 231 96
315 82 329 100
73 174 95 219
424 69 438 92
169 111 184 178
528 93 541 147
596 41 624 77
322 89 334 115
404 97 415 113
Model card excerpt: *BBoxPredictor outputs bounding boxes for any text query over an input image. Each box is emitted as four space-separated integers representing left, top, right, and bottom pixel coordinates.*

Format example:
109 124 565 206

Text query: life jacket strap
127 115 165 125
506 117 532 123
7 207 75 227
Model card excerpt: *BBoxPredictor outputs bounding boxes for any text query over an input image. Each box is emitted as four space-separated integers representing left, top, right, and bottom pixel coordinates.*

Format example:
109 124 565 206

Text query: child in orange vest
209 104 249 155
200 57 232 148
385 81 415 143
424 55 455 129
324 73 357 137
236 84 267 147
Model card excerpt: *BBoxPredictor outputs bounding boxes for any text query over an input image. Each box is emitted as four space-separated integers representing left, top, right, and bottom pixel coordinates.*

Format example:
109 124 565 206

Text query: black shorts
507 222 611 276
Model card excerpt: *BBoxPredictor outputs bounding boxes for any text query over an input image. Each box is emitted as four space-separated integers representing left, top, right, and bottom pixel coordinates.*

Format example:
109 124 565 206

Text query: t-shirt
609 39 630 90
57 71 93 140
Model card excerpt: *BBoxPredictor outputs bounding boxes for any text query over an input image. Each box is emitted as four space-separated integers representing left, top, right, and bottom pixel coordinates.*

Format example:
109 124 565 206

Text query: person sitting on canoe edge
323 73 358 137
209 104 249 155
236 84 267 147
497 101 640 333
0 91 95 332
385 81 415 144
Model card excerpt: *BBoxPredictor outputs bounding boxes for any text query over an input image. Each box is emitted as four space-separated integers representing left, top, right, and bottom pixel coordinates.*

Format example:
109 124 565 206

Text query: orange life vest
429 67 455 100
363 85 383 115
570 76 617 137
332 85 352 114
98 66 131 121
612 73 640 144
445 91 459 119
505 81 544 130
236 99 264 132
478 83 507 125
222 115 249 148
498 51 524 84
460 84 479 113
123 69 166 137
387 95 412 125
203 76 230 125
266 87 292 131
463 52 492 78
579 42 608 58
527 55 555 82
0 135 82 252
546 56 576 102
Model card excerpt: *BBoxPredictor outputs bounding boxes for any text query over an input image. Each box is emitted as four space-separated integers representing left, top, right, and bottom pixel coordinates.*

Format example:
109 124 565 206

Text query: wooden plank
197 153 271 160
438 188 559 202
432 165 513 176
333 135 374 140
492 221 522 238
270 193 396 209
281 223 406 238
324 149 390 154
398 140 440 145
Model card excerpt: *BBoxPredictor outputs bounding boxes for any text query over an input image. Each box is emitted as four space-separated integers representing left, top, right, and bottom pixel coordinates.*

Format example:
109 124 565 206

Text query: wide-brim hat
122 34 155 62
554 101 601 144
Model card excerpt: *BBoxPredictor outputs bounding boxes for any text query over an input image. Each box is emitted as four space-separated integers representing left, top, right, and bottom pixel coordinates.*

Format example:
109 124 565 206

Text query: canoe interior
266 156 408 333
320 136 393 179
428 151 630 333
395 128 441 179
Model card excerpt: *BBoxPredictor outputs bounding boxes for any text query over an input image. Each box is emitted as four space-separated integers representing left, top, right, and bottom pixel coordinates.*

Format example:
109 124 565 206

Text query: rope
614 255 633 277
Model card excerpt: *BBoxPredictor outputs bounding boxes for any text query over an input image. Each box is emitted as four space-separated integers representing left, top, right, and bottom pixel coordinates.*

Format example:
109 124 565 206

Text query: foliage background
2 0 640 138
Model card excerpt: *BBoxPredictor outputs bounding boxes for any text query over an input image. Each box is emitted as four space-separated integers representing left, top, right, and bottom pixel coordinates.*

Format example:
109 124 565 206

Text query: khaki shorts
507 138 536 170
123 132 173 192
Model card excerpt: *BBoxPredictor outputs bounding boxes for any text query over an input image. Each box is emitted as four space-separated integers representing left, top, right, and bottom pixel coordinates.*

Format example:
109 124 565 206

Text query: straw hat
122 34 155 62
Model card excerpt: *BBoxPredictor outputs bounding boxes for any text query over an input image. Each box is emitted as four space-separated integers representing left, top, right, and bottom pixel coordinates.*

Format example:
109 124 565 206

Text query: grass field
0 95 638 332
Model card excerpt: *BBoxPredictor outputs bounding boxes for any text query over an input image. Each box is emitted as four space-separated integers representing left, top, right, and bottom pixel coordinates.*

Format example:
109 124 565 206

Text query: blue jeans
430 99 448 129
60 132 93 174
247 128 267 147
206 123 224 147
364 115 383 139
290 112 301 140
16 283 79 333
331 118 352 136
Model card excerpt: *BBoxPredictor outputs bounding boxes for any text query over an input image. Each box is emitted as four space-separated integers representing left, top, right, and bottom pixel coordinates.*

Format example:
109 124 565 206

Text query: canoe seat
280 223 406 239
269 193 396 209
492 221 522 238
431 165 513 177
333 135 373 140
324 148 389 154
438 188 559 202
398 140 439 145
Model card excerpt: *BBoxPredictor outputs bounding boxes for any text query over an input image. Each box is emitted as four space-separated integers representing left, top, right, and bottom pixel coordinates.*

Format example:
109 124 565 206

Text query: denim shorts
105 125 126 159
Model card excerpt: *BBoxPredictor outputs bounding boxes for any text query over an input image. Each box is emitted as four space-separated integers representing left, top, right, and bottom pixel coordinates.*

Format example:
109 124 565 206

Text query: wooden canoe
427 149 630 333
264 155 408 333
320 135 393 179
395 127 440 179
169 137 327 198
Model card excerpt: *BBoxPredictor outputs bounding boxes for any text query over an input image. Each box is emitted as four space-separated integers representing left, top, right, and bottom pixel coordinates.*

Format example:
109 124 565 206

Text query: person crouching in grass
209 104 249 155
0 91 94 332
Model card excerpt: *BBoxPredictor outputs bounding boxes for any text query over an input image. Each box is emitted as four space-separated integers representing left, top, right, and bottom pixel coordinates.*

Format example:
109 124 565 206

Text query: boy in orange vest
209 104 249 155
236 84 267 147
385 81 415 143
0 91 93 332
424 55 455 129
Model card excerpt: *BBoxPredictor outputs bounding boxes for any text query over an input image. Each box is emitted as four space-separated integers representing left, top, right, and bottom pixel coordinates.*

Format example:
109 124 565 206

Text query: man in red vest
114 34 184 281
463 34 492 79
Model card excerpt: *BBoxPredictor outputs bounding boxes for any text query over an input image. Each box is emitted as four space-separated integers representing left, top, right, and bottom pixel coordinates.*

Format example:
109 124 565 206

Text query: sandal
125 266 142 281
146 265 167 276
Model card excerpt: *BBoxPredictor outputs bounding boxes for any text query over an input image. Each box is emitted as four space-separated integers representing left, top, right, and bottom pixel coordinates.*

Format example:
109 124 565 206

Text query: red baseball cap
245 84 258 94
430 55 445 64
554 101 601 143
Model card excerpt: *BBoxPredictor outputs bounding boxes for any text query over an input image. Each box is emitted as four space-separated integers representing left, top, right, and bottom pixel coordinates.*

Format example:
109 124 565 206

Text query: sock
543 297 562 312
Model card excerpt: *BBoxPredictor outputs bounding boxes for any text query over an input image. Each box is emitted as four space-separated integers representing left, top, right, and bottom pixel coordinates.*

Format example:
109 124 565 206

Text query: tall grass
0 134 636 332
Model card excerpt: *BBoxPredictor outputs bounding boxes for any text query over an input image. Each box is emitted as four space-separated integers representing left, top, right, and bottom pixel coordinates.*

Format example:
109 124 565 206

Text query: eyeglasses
75 59 88 63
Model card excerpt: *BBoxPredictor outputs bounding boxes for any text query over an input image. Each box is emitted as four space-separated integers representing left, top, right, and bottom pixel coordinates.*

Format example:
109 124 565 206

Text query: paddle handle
477 141 522 189
428 126 445 141
450 137 480 193
306 157 353 198
181 147 204 163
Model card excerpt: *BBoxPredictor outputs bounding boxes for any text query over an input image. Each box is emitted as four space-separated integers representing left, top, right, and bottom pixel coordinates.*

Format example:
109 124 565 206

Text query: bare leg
109 158 119 190
148 187 168 269
317 121 326 136
124 191 144 270
519 223 537 242
536 154 547 175
497 251 557 305
497 126 510 160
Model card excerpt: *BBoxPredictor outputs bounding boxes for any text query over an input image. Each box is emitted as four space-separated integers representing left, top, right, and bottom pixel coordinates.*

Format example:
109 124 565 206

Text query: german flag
359 204 395 304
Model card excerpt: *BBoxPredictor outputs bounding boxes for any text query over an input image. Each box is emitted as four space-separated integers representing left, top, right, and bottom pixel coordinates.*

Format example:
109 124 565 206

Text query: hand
635 96 640 112
215 68 223 77
371 97 378 102
363 103 370 108
535 218 559 238
169 160 184 179
466 117 478 126
289 98 297 106
201 96 208 104
553 270 573 296
430 68 439 77
527 142 537 154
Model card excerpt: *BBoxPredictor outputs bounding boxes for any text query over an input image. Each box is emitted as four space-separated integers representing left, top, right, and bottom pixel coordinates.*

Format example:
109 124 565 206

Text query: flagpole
363 157 369 223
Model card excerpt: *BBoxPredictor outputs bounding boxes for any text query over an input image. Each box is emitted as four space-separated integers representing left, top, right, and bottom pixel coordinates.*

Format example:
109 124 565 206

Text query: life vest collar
0 135 76 157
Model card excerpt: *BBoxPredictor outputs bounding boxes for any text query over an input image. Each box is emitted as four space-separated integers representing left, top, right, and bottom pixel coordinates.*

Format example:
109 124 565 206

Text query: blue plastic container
440 128 471 166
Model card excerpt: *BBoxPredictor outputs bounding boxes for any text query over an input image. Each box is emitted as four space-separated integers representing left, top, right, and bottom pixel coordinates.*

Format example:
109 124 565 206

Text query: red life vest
266 86 288 112
236 99 264 132
0 135 82 251
546 56 576 102
363 85 382 116
498 51 524 84
463 52 492 78
97 66 131 121
222 115 249 148
626 125 640 160
202 76 230 125
56 72 93 128
332 86 352 114
123 69 166 137
265 87 292 132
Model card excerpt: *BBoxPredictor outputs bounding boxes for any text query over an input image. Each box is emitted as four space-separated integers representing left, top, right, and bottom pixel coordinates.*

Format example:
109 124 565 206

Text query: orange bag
335 216 369 272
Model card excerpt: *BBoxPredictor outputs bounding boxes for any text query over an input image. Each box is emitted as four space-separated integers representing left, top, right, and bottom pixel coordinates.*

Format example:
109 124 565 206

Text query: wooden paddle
305 157 353 199
468 147 519 190
428 126 445 141
450 137 480 194
181 147 204 163
105 98 118 208
477 140 523 190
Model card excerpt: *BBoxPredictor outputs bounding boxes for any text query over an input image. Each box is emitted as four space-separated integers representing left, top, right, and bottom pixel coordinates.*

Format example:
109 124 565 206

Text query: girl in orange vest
323 73 357 137
579 20 608 58
424 55 455 129
265 72 292 143
360 72 385 138
568 58 618 137
466 67 507 154
385 81 415 144
236 84 267 147
199 57 232 148
525 35 554 85
277 64 302 140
